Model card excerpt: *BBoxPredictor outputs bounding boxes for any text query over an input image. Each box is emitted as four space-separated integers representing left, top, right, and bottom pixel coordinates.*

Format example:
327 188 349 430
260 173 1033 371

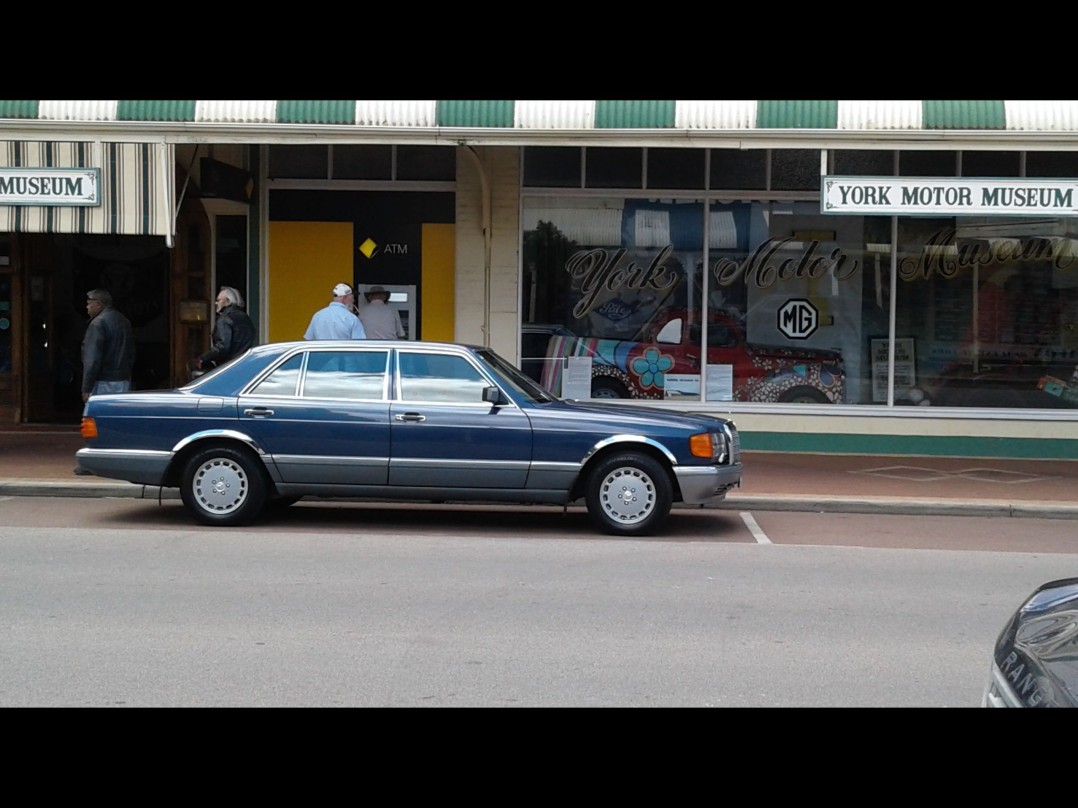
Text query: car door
239 347 392 484
389 347 533 488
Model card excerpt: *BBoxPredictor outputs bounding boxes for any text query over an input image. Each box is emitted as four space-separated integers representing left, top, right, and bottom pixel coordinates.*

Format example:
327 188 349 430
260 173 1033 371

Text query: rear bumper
674 463 742 505
75 448 171 486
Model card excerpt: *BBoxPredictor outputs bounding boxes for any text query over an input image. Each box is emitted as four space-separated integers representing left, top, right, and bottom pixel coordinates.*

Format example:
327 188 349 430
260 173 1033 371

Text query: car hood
992 577 1078 707
544 397 735 431
745 342 844 364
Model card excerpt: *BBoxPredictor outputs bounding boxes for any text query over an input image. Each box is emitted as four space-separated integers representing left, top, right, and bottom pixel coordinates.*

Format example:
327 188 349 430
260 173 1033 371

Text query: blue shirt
304 301 367 340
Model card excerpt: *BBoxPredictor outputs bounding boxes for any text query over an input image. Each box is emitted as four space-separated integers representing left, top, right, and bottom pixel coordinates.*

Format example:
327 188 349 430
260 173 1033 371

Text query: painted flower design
631 348 675 391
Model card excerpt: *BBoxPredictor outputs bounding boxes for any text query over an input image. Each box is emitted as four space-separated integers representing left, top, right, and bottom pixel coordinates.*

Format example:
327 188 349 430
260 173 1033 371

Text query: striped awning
2 101 1078 147
0 140 174 241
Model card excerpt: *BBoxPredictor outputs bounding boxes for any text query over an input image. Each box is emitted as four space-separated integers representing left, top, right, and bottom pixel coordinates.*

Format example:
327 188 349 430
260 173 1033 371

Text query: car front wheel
180 445 268 526
585 452 672 536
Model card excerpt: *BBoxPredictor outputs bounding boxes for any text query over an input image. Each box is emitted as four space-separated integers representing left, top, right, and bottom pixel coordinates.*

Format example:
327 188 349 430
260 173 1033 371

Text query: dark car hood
544 397 736 432
993 577 1078 707
745 342 844 364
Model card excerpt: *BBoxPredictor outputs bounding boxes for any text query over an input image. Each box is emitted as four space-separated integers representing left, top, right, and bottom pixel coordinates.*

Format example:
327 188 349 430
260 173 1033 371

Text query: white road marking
740 511 771 544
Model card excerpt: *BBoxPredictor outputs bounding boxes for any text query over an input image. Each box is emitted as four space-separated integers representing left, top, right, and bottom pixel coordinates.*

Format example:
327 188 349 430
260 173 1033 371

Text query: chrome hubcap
193 458 248 514
599 466 655 524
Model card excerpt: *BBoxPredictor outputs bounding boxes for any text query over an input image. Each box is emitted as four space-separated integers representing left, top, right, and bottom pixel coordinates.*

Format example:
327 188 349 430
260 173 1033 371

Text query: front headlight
689 425 739 464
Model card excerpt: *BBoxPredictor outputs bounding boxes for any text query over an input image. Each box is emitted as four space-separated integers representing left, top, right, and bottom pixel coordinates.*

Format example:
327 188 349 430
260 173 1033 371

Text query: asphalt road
1 496 1074 707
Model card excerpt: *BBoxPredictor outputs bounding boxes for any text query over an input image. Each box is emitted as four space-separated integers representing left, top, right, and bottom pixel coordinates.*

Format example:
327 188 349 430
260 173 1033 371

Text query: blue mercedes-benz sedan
77 341 742 536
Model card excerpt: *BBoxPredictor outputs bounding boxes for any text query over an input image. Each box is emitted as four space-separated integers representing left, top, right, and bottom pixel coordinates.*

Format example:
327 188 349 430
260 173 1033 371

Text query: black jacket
200 305 256 367
81 306 135 395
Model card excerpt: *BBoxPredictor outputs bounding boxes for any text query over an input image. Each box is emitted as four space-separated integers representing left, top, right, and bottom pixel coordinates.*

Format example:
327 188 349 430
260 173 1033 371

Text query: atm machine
355 283 417 340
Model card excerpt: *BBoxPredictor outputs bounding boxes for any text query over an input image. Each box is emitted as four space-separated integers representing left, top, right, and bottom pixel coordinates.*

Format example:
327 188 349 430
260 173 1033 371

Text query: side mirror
655 318 682 344
483 386 508 406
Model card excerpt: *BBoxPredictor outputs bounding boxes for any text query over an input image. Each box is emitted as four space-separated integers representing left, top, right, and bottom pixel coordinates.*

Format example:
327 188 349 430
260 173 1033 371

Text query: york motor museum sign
822 176 1078 216
0 167 100 206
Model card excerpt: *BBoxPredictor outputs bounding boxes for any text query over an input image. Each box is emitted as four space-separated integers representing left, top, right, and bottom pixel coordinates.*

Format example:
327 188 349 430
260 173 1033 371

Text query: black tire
585 452 672 537
591 378 630 399
180 445 268 526
777 385 830 404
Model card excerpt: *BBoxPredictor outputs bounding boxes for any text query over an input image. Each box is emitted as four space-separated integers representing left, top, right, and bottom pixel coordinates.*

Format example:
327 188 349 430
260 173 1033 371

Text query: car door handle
244 407 275 417
395 412 426 422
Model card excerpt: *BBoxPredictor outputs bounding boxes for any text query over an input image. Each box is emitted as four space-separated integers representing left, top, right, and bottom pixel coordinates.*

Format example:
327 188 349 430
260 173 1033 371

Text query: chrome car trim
78 448 171 459
172 429 268 457
983 663 1024 708
584 435 678 465
268 454 390 468
388 458 531 471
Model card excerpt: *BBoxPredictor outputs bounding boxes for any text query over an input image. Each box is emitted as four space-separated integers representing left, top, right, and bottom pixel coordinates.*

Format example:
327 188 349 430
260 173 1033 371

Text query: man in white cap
304 282 367 340
358 285 405 339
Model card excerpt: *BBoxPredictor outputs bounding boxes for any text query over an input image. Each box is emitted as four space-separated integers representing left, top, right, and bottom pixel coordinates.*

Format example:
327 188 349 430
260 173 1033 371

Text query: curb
1 480 1077 520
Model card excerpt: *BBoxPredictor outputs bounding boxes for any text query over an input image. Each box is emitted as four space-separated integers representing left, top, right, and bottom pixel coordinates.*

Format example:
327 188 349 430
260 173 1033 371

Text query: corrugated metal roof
5 101 1078 139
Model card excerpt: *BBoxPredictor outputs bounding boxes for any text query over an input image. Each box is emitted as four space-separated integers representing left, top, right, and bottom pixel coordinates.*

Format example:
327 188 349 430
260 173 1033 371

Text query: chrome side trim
584 435 678 465
172 429 268 456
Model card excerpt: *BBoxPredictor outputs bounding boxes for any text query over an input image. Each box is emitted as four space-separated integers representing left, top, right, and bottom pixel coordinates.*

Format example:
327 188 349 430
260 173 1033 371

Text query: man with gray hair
196 285 256 370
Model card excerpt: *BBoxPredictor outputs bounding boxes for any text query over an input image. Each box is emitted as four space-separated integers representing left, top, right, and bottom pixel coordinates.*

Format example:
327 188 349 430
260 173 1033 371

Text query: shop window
832 150 895 176
333 145 392 180
268 145 328 179
1026 152 1078 178
961 151 1021 177
898 151 957 176
892 217 1078 410
585 147 643 189
709 149 766 190
524 147 582 188
396 146 455 181
647 148 705 190
770 149 822 191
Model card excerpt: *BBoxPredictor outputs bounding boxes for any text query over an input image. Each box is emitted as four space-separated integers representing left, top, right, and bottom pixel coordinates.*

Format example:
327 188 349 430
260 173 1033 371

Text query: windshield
476 348 557 403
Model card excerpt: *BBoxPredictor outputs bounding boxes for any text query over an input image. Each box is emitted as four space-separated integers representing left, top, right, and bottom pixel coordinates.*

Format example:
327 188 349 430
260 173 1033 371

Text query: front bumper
674 463 742 505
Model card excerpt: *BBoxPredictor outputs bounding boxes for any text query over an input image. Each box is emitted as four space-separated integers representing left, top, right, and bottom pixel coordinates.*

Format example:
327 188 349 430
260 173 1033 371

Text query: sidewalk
2 423 1077 519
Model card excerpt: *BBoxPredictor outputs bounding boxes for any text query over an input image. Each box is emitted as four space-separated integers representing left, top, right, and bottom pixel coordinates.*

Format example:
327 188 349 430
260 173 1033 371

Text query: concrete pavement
2 423 1077 519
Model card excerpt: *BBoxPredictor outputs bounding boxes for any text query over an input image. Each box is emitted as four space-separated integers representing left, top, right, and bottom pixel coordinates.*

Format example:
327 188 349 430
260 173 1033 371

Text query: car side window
248 353 304 396
708 325 735 348
398 351 490 403
302 350 389 399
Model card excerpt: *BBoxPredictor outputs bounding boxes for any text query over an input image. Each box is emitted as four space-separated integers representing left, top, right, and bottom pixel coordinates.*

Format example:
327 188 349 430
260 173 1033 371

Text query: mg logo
777 298 818 339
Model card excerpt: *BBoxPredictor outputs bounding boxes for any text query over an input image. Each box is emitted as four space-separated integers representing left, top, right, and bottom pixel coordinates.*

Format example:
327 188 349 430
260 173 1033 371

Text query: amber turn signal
689 432 715 458
81 417 98 439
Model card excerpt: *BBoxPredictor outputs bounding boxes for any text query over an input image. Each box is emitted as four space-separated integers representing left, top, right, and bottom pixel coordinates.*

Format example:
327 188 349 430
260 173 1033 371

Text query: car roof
249 340 486 354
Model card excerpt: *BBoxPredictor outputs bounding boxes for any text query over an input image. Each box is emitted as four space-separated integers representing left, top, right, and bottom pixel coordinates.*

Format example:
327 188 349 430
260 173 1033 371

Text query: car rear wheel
585 452 672 536
777 385 830 404
180 445 268 527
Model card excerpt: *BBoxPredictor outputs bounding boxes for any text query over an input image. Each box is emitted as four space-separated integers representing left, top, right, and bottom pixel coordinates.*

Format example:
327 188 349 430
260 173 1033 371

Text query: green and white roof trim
2 100 1078 129
3 101 1078 146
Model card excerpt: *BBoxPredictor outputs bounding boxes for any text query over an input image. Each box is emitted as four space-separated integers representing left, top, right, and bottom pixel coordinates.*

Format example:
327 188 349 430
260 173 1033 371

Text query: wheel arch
570 437 680 502
163 430 275 489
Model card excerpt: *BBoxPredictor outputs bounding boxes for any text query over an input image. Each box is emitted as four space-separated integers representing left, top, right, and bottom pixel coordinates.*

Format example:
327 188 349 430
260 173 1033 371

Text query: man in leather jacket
197 286 256 370
81 288 135 403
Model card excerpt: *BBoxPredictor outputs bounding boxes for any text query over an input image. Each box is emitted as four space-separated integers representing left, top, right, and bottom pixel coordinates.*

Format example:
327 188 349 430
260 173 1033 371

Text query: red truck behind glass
538 309 845 404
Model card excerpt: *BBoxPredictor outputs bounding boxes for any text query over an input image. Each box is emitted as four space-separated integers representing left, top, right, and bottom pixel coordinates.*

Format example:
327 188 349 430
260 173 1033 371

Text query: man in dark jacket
81 288 135 403
197 286 256 370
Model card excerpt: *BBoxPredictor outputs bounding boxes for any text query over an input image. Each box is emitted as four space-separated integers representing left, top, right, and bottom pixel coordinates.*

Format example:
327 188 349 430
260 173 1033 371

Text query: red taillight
81 417 98 439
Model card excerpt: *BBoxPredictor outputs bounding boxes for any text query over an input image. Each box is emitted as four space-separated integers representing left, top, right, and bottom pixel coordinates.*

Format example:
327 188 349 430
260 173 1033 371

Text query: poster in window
871 338 916 402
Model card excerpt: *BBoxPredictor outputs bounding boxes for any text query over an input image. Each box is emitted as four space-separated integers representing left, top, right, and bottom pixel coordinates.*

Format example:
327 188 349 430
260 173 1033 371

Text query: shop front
3 100 1077 458
0 141 176 423
518 144 1078 458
